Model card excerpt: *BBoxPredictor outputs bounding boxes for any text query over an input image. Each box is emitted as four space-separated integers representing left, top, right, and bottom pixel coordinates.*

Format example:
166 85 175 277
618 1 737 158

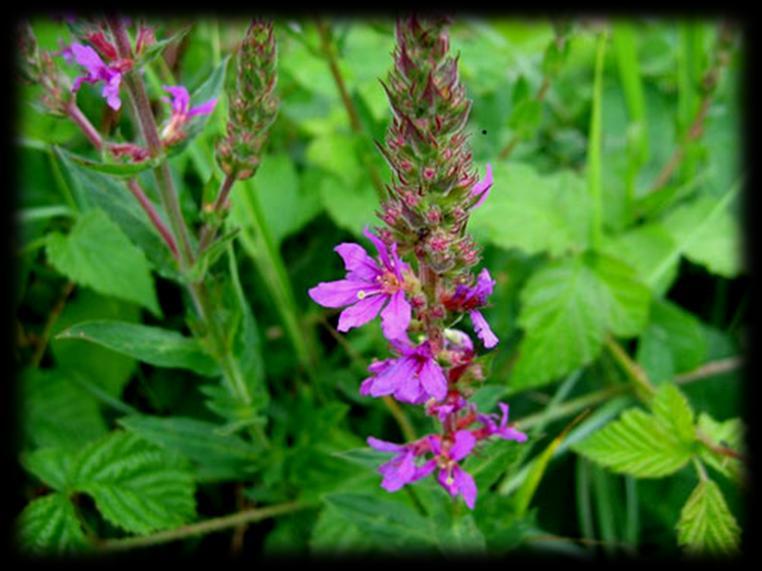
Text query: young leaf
17 493 88 555
651 382 696 445
71 431 196 535
56 320 220 376
573 408 693 478
677 478 740 555
696 414 744 482
64 151 160 177
45 209 161 316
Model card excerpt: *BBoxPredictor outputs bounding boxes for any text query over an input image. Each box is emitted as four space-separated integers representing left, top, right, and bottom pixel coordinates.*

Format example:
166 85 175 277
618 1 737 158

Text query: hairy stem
125 179 179 258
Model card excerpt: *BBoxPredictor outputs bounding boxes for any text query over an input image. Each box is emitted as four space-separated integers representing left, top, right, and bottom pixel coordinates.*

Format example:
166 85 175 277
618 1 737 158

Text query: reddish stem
126 179 179 258
66 101 103 150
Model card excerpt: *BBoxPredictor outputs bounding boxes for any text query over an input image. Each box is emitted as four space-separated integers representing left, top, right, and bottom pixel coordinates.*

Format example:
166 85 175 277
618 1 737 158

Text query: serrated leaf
17 493 88 555
677 478 740 555
660 193 742 278
56 320 219 376
511 252 650 390
697 414 744 482
651 383 696 445
469 162 591 256
65 151 160 177
573 408 693 478
45 209 161 316
21 448 73 492
21 368 107 450
636 299 708 384
118 415 260 482
71 431 196 535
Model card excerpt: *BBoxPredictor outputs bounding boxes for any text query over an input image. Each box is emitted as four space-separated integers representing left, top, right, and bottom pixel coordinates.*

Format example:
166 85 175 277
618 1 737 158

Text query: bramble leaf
17 493 88 555
677 478 740 555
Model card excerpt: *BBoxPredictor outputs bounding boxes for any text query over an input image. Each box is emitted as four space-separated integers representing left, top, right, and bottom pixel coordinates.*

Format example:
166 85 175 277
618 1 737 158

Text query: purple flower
160 85 217 144
427 430 478 509
309 228 412 340
444 269 498 348
359 337 447 404
470 163 493 209
478 403 528 443
367 436 434 492
62 43 125 111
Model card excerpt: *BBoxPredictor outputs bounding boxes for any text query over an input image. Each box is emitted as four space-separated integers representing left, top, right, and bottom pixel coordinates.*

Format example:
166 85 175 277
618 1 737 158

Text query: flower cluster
309 15 526 509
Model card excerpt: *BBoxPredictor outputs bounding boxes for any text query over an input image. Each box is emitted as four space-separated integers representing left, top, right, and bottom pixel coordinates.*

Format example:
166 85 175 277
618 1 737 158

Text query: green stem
97 501 309 552
603 336 656 401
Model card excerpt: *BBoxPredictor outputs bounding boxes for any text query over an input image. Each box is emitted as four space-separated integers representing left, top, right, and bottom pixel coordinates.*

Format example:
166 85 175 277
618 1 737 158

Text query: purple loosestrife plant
160 85 218 146
308 15 527 509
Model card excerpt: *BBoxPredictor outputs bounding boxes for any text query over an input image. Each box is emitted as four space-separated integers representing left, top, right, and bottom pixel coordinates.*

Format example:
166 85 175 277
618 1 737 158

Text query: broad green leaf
659 193 742 279
50 290 139 398
118 415 260 482
437 514 487 554
511 252 650 390
45 209 161 316
17 493 88 555
637 299 707 384
310 504 381 553
332 447 390 471
251 154 322 245
53 147 177 278
318 172 378 237
469 162 591 256
21 368 107 450
464 438 524 491
21 448 73 492
651 383 696 445
71 431 196 535
601 223 678 295
573 408 692 478
56 320 220 376
677 478 740 555
696 414 744 482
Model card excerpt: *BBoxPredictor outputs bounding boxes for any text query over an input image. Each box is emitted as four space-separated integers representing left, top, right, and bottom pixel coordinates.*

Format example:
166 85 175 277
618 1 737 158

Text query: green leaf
71 431 196 535
511 252 649 390
56 320 220 376
252 154 323 245
17 493 88 555
469 162 591 256
651 383 696 445
45 209 161 316
573 407 693 478
601 223 678 295
21 447 74 492
464 438 524 491
53 147 177 279
50 290 140 398
118 415 261 482
696 414 744 482
677 478 740 555
64 151 160 177
658 193 742 279
637 299 707 384
21 368 107 450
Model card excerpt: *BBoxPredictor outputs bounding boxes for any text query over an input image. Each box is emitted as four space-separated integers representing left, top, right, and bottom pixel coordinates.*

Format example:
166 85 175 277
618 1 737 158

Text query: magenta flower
309 228 412 340
425 430 479 509
443 268 498 348
367 436 434 492
62 43 125 111
477 403 528 443
470 163 493 209
161 85 218 144
359 337 447 404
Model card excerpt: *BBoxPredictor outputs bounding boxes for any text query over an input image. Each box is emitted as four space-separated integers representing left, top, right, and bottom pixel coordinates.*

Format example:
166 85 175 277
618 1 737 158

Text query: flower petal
70 43 105 76
380 451 416 492
334 243 380 282
474 268 495 301
368 355 417 397
450 430 476 462
412 459 438 481
188 97 218 117
102 73 122 111
337 292 387 332
363 227 392 269
470 163 493 209
308 279 378 308
381 290 411 341
453 465 477 509
163 85 190 114
418 357 447 402
367 436 405 453
470 310 499 349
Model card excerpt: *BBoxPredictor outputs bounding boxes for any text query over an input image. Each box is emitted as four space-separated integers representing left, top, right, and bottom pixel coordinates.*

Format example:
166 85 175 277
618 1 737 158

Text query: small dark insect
481 129 487 135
